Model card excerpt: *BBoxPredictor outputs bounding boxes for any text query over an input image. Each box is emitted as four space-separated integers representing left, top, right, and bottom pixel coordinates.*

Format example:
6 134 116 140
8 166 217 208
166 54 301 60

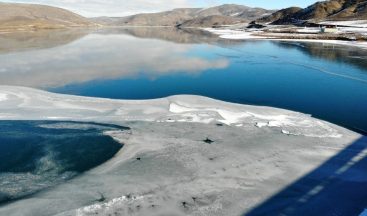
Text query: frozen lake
0 28 366 133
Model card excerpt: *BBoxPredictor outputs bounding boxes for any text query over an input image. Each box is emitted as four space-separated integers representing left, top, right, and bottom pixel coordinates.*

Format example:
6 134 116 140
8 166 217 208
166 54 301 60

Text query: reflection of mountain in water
0 27 366 89
273 41 367 71
118 27 367 72
108 27 219 44
0 28 230 88
0 29 89 53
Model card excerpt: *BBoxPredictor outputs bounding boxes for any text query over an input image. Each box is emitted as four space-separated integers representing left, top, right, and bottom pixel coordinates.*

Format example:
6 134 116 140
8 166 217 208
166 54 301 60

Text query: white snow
0 93 8 101
204 28 270 39
255 122 268 128
230 12 241 17
320 20 367 28
166 102 341 138
296 27 321 33
205 28 367 49
169 102 197 113
78 195 145 214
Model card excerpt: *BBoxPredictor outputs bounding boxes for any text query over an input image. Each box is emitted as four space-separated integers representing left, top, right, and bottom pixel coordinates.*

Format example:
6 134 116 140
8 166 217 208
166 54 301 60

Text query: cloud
3 0 200 17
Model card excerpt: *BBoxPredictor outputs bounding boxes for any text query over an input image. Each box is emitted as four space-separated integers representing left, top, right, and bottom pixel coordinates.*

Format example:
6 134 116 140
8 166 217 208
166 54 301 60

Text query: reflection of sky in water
0 33 228 88
0 28 367 133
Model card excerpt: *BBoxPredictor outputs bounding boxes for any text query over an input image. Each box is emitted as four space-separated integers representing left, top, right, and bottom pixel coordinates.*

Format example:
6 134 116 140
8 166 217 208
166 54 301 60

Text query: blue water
0 28 366 133
0 121 126 204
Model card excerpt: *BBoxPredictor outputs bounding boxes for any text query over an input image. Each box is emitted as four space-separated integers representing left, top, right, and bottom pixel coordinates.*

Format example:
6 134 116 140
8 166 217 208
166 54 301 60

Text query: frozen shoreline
0 85 348 138
0 85 365 216
204 28 367 49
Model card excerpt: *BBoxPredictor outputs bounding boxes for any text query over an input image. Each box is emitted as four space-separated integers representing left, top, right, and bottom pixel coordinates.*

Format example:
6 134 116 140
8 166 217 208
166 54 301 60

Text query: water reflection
0 28 229 88
1 28 366 89
101 27 217 44
0 29 88 54
273 41 367 71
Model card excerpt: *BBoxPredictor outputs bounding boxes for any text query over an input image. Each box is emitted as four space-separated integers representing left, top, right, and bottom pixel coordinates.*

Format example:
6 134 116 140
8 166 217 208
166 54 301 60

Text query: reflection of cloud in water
0 34 229 88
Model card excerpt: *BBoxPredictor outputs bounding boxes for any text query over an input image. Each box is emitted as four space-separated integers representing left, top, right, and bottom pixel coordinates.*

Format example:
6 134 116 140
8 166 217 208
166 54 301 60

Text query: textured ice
0 86 363 216
167 102 341 138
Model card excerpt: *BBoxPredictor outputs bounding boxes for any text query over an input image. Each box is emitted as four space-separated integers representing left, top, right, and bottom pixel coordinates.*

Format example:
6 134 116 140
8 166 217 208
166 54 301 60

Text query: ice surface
205 28 367 49
0 93 7 101
0 86 363 216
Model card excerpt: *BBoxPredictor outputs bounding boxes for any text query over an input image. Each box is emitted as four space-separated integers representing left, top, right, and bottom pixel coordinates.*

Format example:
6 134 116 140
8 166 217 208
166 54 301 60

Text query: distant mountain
110 8 201 26
195 4 273 20
0 2 95 31
256 7 302 24
178 15 245 28
257 0 367 25
93 4 274 27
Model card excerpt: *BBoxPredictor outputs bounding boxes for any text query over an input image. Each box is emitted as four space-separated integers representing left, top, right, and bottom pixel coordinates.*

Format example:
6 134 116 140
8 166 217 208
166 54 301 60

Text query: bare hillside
259 0 367 25
93 4 273 27
0 2 94 31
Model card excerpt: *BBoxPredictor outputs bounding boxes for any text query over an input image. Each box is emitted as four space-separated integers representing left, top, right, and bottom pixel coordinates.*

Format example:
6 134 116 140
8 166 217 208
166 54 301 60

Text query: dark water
0 28 366 133
0 121 126 204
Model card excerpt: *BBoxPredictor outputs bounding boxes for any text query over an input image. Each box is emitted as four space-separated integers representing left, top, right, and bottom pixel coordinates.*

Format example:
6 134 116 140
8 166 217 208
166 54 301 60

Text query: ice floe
0 86 345 138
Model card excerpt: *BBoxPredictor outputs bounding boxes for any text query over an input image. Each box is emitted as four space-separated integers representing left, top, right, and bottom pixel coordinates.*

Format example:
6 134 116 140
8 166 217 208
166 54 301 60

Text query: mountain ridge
92 4 275 27
257 0 367 25
0 2 95 31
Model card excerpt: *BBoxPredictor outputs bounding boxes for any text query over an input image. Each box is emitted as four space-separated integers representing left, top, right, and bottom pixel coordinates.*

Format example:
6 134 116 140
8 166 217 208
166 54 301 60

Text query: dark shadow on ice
244 136 367 216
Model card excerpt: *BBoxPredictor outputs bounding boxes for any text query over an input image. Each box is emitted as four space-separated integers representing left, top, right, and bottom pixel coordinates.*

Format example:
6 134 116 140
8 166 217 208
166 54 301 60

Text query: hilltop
92 4 274 27
257 0 367 24
0 2 95 31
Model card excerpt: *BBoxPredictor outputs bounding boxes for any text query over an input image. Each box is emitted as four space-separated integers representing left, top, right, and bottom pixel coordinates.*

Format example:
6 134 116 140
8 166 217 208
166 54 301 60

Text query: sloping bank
0 85 365 216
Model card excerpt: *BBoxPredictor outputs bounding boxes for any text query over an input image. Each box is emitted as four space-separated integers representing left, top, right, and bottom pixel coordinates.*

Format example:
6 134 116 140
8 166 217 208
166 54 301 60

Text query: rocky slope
93 4 273 27
256 7 302 24
257 0 367 25
329 0 367 20
178 15 245 28
0 2 95 31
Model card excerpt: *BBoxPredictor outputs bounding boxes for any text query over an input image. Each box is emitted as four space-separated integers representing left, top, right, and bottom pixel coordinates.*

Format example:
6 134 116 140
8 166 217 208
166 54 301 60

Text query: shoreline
203 28 367 49
2 25 367 50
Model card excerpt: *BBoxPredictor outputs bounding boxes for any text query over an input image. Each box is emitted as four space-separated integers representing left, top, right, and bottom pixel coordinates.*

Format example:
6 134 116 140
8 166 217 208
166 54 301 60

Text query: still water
0 121 125 204
0 28 366 133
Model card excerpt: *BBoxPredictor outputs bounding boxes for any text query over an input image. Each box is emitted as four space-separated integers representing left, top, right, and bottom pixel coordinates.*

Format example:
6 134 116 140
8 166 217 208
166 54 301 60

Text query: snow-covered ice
0 85 364 216
0 93 7 101
205 28 367 49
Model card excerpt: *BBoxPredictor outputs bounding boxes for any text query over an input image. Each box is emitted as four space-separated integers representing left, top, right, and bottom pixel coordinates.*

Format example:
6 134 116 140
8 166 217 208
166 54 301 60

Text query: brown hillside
0 2 94 31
